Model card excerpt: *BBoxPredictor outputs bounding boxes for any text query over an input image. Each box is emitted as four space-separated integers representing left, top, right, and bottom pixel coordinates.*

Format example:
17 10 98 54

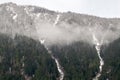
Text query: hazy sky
0 0 120 18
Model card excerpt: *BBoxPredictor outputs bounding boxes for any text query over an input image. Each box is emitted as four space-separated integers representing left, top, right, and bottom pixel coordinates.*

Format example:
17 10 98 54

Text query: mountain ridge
0 2 120 46
1 2 120 19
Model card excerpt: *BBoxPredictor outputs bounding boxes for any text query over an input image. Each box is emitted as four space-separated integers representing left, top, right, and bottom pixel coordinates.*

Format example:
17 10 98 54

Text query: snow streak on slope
52 14 64 80
89 29 104 80
40 40 64 80
12 14 17 21
35 13 64 79
53 14 60 26
35 19 63 80
54 58 64 80
92 34 104 80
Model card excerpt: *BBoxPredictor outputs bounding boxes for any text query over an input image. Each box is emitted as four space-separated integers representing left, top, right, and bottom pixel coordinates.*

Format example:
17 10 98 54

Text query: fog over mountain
0 2 120 46
0 2 120 80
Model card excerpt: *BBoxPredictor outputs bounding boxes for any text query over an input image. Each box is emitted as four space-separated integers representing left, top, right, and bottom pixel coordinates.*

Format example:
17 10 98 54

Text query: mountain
0 2 120 80
0 2 120 42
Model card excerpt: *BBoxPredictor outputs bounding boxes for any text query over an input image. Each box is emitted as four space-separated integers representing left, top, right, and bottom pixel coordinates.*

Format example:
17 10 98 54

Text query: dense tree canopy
0 33 120 80
0 34 59 80
51 42 99 80
101 38 120 80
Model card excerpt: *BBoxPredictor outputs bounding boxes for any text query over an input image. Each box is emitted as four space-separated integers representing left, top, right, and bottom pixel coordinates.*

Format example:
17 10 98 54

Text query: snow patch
6 6 18 22
53 14 61 26
36 13 41 17
40 39 45 44
24 7 38 19
13 14 18 20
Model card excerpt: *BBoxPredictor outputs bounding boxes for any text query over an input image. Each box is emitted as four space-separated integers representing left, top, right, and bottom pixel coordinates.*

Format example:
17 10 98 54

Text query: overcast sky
0 0 120 18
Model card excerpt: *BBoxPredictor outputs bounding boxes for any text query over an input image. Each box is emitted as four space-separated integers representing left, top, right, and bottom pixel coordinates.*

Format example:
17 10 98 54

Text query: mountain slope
50 42 99 80
0 34 59 80
0 2 120 80
100 38 120 80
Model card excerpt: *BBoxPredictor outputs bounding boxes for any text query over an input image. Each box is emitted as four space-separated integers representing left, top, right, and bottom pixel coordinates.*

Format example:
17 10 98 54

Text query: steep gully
89 26 111 80
37 14 64 80
40 39 64 80
89 28 104 80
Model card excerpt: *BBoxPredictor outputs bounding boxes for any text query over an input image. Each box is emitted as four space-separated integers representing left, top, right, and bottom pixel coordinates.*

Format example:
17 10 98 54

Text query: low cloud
35 20 120 46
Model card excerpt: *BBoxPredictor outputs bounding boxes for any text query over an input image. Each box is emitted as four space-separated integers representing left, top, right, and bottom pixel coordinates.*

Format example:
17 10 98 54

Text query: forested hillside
50 42 99 80
0 34 59 80
0 34 120 80
100 38 120 80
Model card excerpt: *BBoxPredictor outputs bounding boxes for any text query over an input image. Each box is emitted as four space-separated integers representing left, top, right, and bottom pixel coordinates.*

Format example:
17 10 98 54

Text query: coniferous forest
0 34 120 80
100 38 120 80
0 34 59 80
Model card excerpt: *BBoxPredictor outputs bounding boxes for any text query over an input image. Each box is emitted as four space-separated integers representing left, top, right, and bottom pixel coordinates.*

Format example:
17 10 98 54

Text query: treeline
0 34 59 80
